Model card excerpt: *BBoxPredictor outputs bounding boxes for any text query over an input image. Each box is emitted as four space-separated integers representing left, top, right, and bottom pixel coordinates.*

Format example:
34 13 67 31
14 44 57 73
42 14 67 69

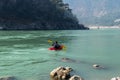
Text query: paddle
48 40 53 43
61 45 67 50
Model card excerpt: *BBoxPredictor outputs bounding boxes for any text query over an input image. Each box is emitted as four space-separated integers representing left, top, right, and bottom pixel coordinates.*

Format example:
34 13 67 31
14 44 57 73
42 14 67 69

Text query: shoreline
88 26 120 29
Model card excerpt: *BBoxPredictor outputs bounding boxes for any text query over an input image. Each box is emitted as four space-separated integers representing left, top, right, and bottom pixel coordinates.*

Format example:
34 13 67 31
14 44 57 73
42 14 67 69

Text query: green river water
0 29 120 80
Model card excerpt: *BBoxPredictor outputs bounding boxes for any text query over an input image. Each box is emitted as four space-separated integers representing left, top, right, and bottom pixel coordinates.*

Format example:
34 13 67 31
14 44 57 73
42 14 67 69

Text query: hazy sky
63 0 74 9
63 0 83 18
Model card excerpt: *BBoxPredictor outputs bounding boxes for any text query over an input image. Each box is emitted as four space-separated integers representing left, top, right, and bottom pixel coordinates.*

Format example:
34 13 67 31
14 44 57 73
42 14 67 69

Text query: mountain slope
0 0 88 30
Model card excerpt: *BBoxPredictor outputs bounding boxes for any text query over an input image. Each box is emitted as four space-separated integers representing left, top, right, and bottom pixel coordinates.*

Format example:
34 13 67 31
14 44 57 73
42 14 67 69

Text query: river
0 29 120 80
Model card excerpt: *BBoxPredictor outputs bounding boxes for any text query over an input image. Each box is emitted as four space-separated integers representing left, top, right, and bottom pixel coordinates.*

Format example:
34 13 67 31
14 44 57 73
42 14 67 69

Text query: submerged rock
61 58 76 62
0 76 16 80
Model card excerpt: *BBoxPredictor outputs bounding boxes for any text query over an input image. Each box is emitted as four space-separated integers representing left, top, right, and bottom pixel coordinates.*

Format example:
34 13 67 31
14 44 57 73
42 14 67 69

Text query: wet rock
0 76 16 80
50 66 72 80
66 67 73 72
50 66 83 80
111 77 120 80
93 64 104 69
69 75 83 80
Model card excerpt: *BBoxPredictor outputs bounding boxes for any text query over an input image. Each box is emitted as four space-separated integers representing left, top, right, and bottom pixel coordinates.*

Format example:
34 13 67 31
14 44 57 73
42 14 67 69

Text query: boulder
69 75 83 80
50 66 84 80
50 66 72 80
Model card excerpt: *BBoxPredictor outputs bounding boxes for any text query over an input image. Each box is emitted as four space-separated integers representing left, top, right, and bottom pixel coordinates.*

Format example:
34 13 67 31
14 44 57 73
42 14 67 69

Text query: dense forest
0 0 88 30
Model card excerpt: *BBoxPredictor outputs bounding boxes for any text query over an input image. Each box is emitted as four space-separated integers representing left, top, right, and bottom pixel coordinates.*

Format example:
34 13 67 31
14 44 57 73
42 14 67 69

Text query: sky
63 0 74 9
63 0 82 18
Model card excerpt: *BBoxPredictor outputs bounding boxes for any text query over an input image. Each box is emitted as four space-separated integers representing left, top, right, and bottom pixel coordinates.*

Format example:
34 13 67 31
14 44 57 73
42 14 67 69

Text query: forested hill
0 0 88 30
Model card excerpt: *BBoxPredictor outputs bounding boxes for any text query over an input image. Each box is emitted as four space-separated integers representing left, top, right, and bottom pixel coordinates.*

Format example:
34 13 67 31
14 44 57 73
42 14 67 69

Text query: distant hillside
64 0 120 26
0 0 88 30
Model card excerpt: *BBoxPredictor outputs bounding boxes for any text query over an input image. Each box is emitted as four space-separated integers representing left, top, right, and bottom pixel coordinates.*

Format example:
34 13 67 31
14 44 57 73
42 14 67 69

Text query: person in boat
52 41 61 49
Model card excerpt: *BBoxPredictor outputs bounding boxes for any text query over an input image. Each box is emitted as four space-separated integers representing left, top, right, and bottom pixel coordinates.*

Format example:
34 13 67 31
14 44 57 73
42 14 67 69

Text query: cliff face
0 0 88 30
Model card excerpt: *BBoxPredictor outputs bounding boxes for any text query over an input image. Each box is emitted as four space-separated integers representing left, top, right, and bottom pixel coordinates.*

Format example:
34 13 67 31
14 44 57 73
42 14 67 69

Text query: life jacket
53 43 61 49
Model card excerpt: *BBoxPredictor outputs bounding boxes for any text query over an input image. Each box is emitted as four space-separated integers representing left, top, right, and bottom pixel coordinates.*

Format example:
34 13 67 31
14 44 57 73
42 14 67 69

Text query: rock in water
111 77 120 80
50 66 83 80
50 66 72 80
61 58 76 62
69 75 83 80
93 64 104 69
0 76 16 80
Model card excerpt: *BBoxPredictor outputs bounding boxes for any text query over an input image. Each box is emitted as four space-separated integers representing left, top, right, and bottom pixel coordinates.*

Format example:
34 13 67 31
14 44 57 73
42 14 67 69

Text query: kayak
49 45 64 51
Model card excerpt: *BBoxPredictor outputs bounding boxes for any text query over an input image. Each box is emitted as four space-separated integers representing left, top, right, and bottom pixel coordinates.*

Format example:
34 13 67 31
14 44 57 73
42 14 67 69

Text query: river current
0 29 120 80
